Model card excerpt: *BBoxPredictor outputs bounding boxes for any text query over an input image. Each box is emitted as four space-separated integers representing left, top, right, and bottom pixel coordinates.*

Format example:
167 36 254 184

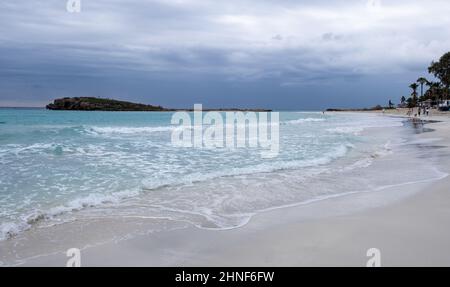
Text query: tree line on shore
400 51 450 108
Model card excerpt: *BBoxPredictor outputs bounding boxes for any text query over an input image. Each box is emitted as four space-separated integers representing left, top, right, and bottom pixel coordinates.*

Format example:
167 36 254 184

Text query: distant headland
46 97 167 111
326 105 392 112
46 97 271 112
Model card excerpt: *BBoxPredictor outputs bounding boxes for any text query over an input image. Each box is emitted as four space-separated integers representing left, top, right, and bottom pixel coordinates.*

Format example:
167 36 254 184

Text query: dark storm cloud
0 0 449 108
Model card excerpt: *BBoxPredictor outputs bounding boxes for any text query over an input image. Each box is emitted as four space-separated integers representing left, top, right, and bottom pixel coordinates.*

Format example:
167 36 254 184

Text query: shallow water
0 109 446 265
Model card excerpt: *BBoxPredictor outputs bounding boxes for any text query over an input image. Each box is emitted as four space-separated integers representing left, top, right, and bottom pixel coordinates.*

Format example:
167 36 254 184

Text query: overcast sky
0 0 449 109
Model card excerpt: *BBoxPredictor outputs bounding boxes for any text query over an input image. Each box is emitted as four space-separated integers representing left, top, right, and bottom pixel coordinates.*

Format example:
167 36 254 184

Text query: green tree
409 83 419 107
388 100 394 108
406 97 414 108
417 77 428 98
428 52 450 99
427 81 443 102
434 82 443 102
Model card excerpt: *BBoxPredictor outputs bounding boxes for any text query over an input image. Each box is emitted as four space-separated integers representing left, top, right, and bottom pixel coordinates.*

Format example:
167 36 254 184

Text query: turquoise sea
0 109 442 242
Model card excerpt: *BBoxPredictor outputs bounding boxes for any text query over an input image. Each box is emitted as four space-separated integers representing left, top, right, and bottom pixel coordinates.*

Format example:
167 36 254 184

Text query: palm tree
417 77 428 98
388 100 394 108
409 83 419 107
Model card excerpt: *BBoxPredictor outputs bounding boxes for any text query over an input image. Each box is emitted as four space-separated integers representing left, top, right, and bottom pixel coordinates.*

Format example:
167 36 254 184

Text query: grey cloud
272 34 283 41
0 0 449 108
322 33 343 42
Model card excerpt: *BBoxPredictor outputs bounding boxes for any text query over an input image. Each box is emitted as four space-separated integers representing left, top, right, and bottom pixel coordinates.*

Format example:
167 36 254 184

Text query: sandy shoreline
14 111 450 267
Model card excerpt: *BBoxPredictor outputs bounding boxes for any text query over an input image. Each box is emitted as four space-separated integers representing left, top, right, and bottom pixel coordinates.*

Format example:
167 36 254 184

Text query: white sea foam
283 118 325 125
87 126 177 135
327 120 404 135
141 144 351 190
0 188 142 241
0 111 419 243
0 222 26 241
327 126 365 135
0 142 352 241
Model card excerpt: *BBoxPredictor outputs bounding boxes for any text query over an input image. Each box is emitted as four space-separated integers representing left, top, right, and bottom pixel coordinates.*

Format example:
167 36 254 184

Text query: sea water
0 109 444 244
